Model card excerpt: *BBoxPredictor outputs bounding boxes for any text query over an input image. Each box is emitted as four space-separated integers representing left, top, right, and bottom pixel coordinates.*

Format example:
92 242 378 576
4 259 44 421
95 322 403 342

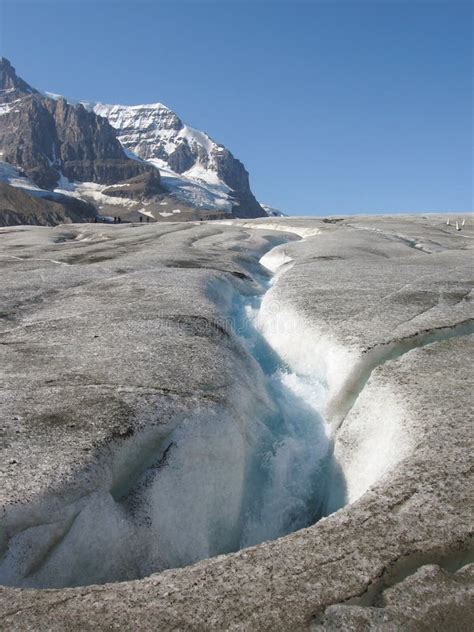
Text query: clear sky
0 0 472 215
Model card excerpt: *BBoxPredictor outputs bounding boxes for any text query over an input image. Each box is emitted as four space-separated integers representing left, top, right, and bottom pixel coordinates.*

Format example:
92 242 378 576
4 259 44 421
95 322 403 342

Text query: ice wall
255 249 414 519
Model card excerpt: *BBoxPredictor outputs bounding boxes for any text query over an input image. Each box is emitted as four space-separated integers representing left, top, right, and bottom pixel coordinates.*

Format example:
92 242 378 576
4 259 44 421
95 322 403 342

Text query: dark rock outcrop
0 182 95 226
102 169 162 200
0 56 38 100
211 147 264 218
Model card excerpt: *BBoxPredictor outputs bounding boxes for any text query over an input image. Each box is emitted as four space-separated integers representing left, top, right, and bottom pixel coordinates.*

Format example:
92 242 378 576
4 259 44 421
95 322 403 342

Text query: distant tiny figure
146 216 150 223
455 220 460 231
118 217 122 224
113 217 117 224
94 217 97 223
139 215 143 222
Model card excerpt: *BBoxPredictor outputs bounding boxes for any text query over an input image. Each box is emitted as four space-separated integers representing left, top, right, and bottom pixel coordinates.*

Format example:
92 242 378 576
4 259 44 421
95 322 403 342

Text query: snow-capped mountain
0 57 266 224
90 102 265 218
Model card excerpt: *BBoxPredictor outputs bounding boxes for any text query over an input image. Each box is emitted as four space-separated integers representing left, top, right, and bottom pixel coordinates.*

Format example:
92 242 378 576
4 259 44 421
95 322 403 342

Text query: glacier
0 215 472 630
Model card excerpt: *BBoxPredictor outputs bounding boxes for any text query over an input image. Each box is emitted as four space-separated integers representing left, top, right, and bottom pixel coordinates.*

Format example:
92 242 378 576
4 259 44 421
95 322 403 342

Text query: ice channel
0 242 342 589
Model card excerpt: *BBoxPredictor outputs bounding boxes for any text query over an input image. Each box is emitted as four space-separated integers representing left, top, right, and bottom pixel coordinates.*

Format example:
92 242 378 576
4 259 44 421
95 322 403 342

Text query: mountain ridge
0 58 267 223
0 59 156 193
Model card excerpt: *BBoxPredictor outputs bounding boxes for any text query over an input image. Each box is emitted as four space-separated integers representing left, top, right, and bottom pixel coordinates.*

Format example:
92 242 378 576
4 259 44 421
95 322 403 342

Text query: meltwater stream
230 288 333 547
0 253 339 589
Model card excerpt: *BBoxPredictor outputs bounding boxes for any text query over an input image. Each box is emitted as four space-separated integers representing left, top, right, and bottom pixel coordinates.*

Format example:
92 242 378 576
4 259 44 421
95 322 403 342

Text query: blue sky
0 0 472 214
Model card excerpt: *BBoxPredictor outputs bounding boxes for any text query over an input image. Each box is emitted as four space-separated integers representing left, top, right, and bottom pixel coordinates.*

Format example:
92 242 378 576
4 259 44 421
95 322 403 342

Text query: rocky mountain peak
0 62 157 190
0 57 38 99
93 102 265 217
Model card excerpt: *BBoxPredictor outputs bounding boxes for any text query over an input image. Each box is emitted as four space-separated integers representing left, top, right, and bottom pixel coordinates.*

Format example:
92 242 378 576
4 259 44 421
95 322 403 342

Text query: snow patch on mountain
261 204 286 217
0 161 132 211
0 160 44 191
53 174 138 210
149 161 233 212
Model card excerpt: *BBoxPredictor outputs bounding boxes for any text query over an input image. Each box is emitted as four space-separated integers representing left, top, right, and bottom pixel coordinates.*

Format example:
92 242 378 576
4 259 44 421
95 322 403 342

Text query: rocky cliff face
0 57 39 99
0 58 157 191
92 103 265 218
